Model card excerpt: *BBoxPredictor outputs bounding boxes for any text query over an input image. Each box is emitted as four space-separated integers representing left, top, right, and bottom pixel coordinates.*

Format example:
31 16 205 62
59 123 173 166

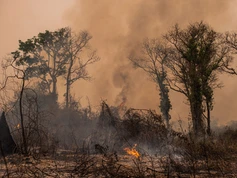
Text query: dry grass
2 102 237 177
0 144 236 178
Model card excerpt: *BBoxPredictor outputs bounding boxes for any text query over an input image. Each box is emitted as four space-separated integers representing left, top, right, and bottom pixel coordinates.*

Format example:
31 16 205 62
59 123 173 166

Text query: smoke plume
66 0 237 124
1 0 237 125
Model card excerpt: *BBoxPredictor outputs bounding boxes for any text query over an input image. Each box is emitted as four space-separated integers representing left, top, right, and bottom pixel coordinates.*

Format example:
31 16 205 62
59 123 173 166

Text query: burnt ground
0 149 236 178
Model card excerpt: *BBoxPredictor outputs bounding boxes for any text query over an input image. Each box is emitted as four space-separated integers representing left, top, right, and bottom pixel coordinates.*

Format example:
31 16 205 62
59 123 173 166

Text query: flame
124 144 140 158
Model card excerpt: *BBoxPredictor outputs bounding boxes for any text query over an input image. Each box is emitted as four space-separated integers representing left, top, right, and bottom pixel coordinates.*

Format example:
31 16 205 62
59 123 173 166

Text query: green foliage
165 22 235 135
10 27 71 96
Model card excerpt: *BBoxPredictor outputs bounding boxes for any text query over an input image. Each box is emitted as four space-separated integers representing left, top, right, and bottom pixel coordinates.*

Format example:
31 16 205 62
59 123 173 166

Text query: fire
124 144 140 158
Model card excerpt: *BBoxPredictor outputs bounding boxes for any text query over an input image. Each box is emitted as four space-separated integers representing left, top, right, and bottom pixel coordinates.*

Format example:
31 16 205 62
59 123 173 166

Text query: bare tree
164 22 236 135
130 38 172 128
225 32 237 51
63 29 100 109
1 55 52 155
1 55 31 155
225 32 237 74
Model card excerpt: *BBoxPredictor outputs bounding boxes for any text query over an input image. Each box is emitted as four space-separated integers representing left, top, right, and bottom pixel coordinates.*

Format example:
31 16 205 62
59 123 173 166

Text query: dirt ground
0 151 236 178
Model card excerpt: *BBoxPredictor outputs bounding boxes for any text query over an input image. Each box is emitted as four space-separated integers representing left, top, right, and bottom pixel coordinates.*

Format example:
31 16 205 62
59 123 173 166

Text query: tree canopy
165 22 236 135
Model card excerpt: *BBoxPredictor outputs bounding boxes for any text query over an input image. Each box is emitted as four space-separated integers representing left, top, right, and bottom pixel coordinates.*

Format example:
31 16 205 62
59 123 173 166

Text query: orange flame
124 144 140 158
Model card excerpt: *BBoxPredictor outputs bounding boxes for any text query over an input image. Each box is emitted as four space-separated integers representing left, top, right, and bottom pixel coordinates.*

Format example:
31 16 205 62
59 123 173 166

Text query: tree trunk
206 100 211 136
159 84 171 129
52 77 57 102
65 56 73 109
190 76 204 136
157 69 171 129
65 81 70 109
19 76 28 155
190 101 204 136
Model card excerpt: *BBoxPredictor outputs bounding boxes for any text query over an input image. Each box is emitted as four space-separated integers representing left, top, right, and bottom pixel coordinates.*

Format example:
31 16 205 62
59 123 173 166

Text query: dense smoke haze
1 0 237 125
67 0 237 125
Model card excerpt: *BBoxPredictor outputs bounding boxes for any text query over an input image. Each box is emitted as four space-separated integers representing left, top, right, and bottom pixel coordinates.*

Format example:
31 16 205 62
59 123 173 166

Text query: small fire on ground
124 144 140 158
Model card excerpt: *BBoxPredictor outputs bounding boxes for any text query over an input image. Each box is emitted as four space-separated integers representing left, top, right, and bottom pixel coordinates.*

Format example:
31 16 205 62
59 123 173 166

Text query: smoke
1 0 237 124
66 0 237 124
0 0 74 55
0 0 74 105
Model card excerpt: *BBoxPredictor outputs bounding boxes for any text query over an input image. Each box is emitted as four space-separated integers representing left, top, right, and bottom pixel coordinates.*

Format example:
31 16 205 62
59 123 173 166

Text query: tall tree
1 53 35 155
63 29 100 109
130 38 172 128
12 28 70 102
12 27 99 108
165 22 236 135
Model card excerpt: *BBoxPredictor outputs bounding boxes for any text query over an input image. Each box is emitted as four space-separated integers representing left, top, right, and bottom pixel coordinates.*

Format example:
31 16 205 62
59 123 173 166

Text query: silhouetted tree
1 55 32 155
225 32 237 74
130 38 172 128
225 32 237 52
63 29 100 109
11 28 70 103
11 27 99 109
165 22 236 135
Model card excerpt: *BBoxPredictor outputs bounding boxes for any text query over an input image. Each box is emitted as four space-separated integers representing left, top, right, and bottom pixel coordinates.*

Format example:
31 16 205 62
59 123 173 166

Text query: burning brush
124 144 140 158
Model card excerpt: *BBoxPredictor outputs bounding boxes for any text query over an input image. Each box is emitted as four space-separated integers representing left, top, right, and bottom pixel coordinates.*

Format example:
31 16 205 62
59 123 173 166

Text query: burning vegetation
124 144 140 158
0 100 236 177
0 13 237 177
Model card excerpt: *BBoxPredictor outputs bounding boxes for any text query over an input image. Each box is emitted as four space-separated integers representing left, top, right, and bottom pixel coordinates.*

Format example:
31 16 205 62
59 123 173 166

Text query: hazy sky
1 0 237 125
0 0 74 57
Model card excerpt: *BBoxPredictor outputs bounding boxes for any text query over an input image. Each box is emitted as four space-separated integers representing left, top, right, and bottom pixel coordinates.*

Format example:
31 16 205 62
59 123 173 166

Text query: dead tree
63 29 100 109
130 38 172 128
